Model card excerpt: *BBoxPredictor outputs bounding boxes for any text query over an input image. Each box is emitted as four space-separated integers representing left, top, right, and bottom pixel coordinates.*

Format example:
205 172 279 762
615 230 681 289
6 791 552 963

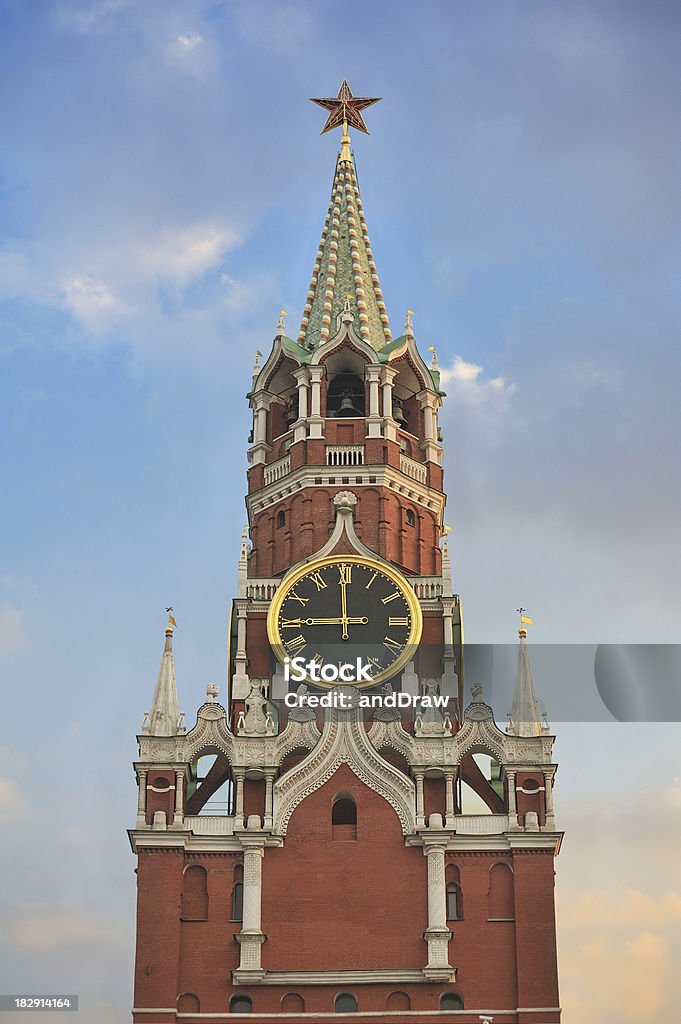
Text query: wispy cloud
0 605 26 657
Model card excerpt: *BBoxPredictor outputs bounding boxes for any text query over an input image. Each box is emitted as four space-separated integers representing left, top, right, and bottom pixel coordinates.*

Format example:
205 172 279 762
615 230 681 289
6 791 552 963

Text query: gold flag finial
517 607 534 638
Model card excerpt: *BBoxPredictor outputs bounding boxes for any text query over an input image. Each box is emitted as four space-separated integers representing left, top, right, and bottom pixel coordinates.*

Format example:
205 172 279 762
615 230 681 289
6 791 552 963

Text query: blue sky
1 2 681 1021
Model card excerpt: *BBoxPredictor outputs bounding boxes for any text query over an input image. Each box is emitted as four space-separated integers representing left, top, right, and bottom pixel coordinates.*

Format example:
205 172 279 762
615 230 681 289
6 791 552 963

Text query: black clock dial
267 556 422 688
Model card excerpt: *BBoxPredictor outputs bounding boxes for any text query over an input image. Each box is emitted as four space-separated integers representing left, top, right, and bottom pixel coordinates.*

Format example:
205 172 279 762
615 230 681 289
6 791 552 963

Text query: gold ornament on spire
310 79 381 135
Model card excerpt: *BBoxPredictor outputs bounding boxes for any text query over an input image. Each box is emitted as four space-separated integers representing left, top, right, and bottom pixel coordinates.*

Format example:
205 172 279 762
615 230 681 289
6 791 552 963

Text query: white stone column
543 768 555 828
264 772 275 830
444 769 456 828
249 393 273 465
292 367 310 443
418 390 441 463
380 367 398 441
366 365 382 438
235 842 266 981
308 366 325 439
423 841 453 979
234 770 245 830
174 770 184 820
136 769 147 826
414 768 426 829
507 770 519 829
232 604 250 700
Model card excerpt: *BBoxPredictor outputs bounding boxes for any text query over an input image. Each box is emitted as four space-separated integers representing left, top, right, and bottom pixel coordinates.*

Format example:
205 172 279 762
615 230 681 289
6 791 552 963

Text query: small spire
404 309 414 335
427 345 439 370
146 614 181 737
252 349 262 377
206 682 219 702
276 310 287 336
507 611 543 737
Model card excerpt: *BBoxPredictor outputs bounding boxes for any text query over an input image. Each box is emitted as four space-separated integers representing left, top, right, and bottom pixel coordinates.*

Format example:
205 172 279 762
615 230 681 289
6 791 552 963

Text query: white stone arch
181 703 235 766
273 716 415 835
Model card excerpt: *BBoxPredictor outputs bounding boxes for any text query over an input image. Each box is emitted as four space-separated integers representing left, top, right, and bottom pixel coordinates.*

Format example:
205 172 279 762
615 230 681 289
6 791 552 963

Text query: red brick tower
129 82 562 1023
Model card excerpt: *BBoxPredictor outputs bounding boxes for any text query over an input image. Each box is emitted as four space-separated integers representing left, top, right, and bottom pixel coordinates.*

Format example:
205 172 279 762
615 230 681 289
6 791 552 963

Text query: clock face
266 555 423 689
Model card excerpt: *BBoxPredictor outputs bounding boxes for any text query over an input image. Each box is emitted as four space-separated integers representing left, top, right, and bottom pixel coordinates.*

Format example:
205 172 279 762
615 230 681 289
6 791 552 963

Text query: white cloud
439 355 514 396
0 605 26 656
6 905 105 951
176 33 203 50
62 275 127 333
0 778 27 821
137 225 239 285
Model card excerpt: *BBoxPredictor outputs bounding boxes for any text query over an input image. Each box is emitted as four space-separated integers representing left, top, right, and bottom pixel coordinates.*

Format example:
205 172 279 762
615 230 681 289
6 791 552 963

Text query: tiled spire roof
298 142 392 351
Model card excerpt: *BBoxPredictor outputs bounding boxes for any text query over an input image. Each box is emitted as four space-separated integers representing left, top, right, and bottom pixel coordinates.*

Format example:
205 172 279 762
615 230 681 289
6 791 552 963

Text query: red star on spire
310 79 381 135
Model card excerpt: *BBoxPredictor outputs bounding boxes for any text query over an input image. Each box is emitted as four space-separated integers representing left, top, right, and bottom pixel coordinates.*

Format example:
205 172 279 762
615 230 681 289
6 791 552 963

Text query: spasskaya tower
129 81 562 1023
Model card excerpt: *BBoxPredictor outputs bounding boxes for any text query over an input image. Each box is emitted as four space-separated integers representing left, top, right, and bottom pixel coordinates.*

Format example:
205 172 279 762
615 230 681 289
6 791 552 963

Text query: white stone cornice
232 968 455 986
247 463 445 519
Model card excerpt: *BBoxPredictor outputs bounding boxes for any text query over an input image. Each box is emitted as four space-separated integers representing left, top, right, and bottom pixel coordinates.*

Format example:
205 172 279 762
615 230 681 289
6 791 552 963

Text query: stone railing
326 445 365 467
264 454 290 486
185 815 236 835
412 577 444 600
245 579 279 601
454 814 509 834
400 453 428 485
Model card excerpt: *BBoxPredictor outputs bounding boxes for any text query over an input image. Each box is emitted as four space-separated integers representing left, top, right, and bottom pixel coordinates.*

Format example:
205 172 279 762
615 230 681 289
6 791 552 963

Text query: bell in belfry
392 396 408 427
336 389 362 417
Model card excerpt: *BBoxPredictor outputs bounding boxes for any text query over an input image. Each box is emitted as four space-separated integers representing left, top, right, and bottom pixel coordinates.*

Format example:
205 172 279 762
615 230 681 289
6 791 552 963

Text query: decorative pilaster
232 605 250 700
234 843 266 982
423 841 453 980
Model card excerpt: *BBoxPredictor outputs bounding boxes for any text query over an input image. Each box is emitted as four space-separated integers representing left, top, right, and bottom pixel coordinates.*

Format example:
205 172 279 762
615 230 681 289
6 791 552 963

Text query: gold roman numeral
381 591 401 604
281 618 303 629
286 634 307 652
383 636 404 654
388 616 409 627
287 590 309 606
338 564 352 585
308 570 327 591
365 572 378 589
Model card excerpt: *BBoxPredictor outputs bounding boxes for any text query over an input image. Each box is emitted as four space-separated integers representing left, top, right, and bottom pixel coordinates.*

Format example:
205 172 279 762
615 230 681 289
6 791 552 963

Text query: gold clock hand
303 617 368 625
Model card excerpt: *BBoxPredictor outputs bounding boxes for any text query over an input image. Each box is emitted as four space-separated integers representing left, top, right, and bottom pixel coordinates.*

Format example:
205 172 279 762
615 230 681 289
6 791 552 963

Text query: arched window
231 863 244 922
230 994 252 1013
332 794 357 840
387 991 411 1010
281 993 305 1012
405 508 416 527
440 992 464 1010
334 992 358 1013
447 882 461 921
177 993 200 1012
277 509 286 528
181 864 208 921
446 864 462 920
488 862 515 920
